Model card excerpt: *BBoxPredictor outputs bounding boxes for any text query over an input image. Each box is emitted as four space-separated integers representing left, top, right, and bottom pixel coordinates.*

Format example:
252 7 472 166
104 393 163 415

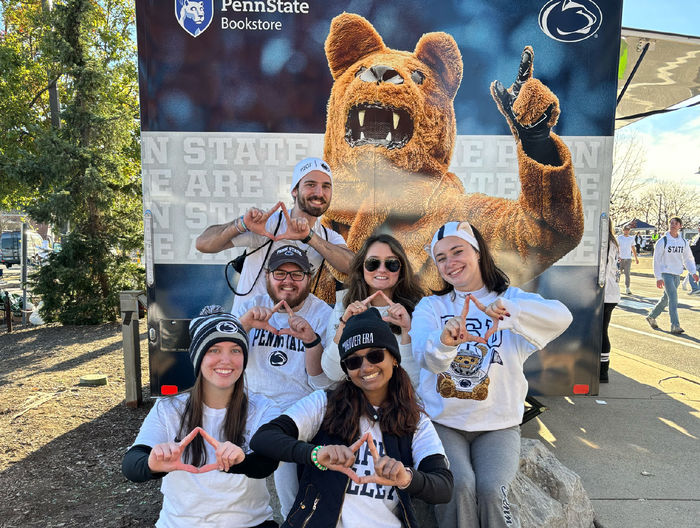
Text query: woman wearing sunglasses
251 308 453 527
322 234 424 386
410 221 572 528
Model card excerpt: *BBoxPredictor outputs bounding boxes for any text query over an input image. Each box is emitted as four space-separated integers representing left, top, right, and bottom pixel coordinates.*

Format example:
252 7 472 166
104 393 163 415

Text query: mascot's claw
490 46 559 144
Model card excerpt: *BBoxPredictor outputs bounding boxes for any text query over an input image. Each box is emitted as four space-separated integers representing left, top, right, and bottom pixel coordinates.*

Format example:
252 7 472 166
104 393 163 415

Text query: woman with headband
410 221 572 528
322 234 424 387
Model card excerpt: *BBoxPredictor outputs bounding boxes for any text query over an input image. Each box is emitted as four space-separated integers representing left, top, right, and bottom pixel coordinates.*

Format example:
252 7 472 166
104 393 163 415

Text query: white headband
427 221 480 261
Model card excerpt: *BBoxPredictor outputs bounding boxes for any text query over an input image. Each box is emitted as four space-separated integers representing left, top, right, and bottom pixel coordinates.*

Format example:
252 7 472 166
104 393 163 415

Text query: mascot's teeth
360 131 365 140
393 112 400 129
358 110 365 127
386 131 392 142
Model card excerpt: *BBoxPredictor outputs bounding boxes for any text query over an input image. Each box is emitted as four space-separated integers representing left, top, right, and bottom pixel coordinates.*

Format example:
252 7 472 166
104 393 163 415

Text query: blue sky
621 0 700 183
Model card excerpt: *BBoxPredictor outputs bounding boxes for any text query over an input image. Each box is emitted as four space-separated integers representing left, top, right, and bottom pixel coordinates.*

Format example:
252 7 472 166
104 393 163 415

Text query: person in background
646 217 699 334
686 223 700 296
634 232 642 255
601 219 620 383
617 225 638 295
122 310 280 528
410 221 572 528
322 234 423 387
251 309 453 527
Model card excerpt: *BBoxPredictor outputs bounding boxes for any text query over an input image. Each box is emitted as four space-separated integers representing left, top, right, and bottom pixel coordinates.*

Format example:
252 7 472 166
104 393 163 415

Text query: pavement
522 254 700 528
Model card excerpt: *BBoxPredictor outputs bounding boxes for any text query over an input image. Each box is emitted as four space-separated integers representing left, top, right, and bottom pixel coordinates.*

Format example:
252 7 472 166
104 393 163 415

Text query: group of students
122 159 573 528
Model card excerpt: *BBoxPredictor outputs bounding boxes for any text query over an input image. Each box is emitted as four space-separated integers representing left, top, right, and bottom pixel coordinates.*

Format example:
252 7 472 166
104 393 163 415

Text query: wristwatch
301 229 315 244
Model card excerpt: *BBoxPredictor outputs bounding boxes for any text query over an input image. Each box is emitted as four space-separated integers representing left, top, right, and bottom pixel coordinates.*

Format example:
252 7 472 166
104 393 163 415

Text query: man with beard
234 244 333 517
196 157 353 313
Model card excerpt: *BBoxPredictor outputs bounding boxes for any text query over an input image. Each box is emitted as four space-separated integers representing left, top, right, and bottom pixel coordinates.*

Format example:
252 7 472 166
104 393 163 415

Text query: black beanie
339 308 400 367
188 311 249 377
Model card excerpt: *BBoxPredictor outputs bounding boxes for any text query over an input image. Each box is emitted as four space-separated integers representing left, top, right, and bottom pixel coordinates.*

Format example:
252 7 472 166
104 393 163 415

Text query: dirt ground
0 319 162 527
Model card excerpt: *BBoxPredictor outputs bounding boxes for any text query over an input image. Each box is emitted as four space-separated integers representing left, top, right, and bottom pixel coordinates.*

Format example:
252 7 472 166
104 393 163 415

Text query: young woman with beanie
122 309 281 528
322 234 424 387
410 221 573 528
250 308 453 527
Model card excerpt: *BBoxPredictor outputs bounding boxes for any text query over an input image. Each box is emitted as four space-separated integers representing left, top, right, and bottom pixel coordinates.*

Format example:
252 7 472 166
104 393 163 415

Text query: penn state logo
269 350 288 367
175 0 213 38
538 0 602 43
216 320 240 334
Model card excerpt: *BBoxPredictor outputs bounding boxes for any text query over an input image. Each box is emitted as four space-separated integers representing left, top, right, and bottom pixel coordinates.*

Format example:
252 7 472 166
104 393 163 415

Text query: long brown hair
344 234 424 316
432 224 510 297
608 219 619 251
176 371 248 466
321 365 423 444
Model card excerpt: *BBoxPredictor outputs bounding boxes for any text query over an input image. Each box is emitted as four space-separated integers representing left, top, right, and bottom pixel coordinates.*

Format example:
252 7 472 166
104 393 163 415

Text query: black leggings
602 303 616 362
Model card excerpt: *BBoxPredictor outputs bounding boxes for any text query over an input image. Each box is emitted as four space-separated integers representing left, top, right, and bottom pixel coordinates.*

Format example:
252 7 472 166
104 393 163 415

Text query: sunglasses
269 270 308 281
342 349 386 370
364 258 401 273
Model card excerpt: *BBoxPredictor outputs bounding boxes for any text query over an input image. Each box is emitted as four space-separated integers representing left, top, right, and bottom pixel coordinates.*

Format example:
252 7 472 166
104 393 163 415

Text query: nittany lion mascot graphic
436 344 503 400
175 0 212 38
316 13 584 301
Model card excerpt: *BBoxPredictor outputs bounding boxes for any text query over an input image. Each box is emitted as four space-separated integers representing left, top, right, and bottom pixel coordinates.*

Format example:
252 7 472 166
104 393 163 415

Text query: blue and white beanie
188 307 249 377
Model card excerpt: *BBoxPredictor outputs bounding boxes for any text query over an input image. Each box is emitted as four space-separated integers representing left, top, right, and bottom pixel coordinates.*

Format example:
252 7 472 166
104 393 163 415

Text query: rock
414 438 596 528
511 438 596 528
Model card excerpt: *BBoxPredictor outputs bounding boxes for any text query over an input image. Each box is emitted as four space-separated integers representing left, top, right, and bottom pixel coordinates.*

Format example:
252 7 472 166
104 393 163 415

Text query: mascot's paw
490 46 560 143
512 78 560 129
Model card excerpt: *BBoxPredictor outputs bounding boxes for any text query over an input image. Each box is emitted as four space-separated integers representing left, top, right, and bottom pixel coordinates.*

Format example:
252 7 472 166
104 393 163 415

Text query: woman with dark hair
410 221 572 528
601 218 620 383
122 310 280 527
322 233 424 386
251 309 453 527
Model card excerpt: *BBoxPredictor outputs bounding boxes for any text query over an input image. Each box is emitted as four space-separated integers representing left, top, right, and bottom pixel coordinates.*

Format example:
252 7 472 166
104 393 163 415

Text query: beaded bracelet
311 445 328 471
239 215 249 232
233 218 244 234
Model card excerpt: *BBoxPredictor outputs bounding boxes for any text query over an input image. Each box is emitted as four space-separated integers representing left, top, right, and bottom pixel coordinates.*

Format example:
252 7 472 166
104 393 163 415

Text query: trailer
135 0 628 397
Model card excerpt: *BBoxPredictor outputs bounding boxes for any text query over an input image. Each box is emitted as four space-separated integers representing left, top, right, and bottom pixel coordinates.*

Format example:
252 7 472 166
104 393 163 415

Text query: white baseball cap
291 157 333 192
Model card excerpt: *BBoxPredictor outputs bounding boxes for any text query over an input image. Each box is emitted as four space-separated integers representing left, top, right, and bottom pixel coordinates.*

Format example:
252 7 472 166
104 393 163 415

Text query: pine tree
1 0 143 324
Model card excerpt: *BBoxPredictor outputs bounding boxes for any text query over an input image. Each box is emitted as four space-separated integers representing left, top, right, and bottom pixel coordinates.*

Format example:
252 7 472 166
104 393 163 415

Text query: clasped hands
242 202 313 242
315 432 412 488
148 426 244 474
440 294 508 347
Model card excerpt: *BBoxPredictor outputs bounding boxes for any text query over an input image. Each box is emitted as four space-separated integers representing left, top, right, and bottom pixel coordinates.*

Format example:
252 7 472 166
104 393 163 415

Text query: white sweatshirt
652 232 696 279
409 286 572 432
322 290 421 387
233 294 333 410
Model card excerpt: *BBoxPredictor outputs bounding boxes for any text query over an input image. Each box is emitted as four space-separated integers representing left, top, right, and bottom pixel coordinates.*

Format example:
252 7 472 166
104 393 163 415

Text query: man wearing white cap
196 157 353 313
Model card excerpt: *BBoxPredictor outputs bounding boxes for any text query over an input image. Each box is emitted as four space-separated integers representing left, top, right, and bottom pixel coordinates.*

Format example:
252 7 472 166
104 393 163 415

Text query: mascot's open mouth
345 103 413 150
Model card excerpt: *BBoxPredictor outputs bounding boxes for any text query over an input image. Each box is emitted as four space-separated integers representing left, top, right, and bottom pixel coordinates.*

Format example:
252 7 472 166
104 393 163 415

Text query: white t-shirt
284 390 445 528
132 392 280 528
234 294 333 410
322 290 422 388
410 286 572 432
231 212 346 314
617 235 635 259
653 232 696 279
